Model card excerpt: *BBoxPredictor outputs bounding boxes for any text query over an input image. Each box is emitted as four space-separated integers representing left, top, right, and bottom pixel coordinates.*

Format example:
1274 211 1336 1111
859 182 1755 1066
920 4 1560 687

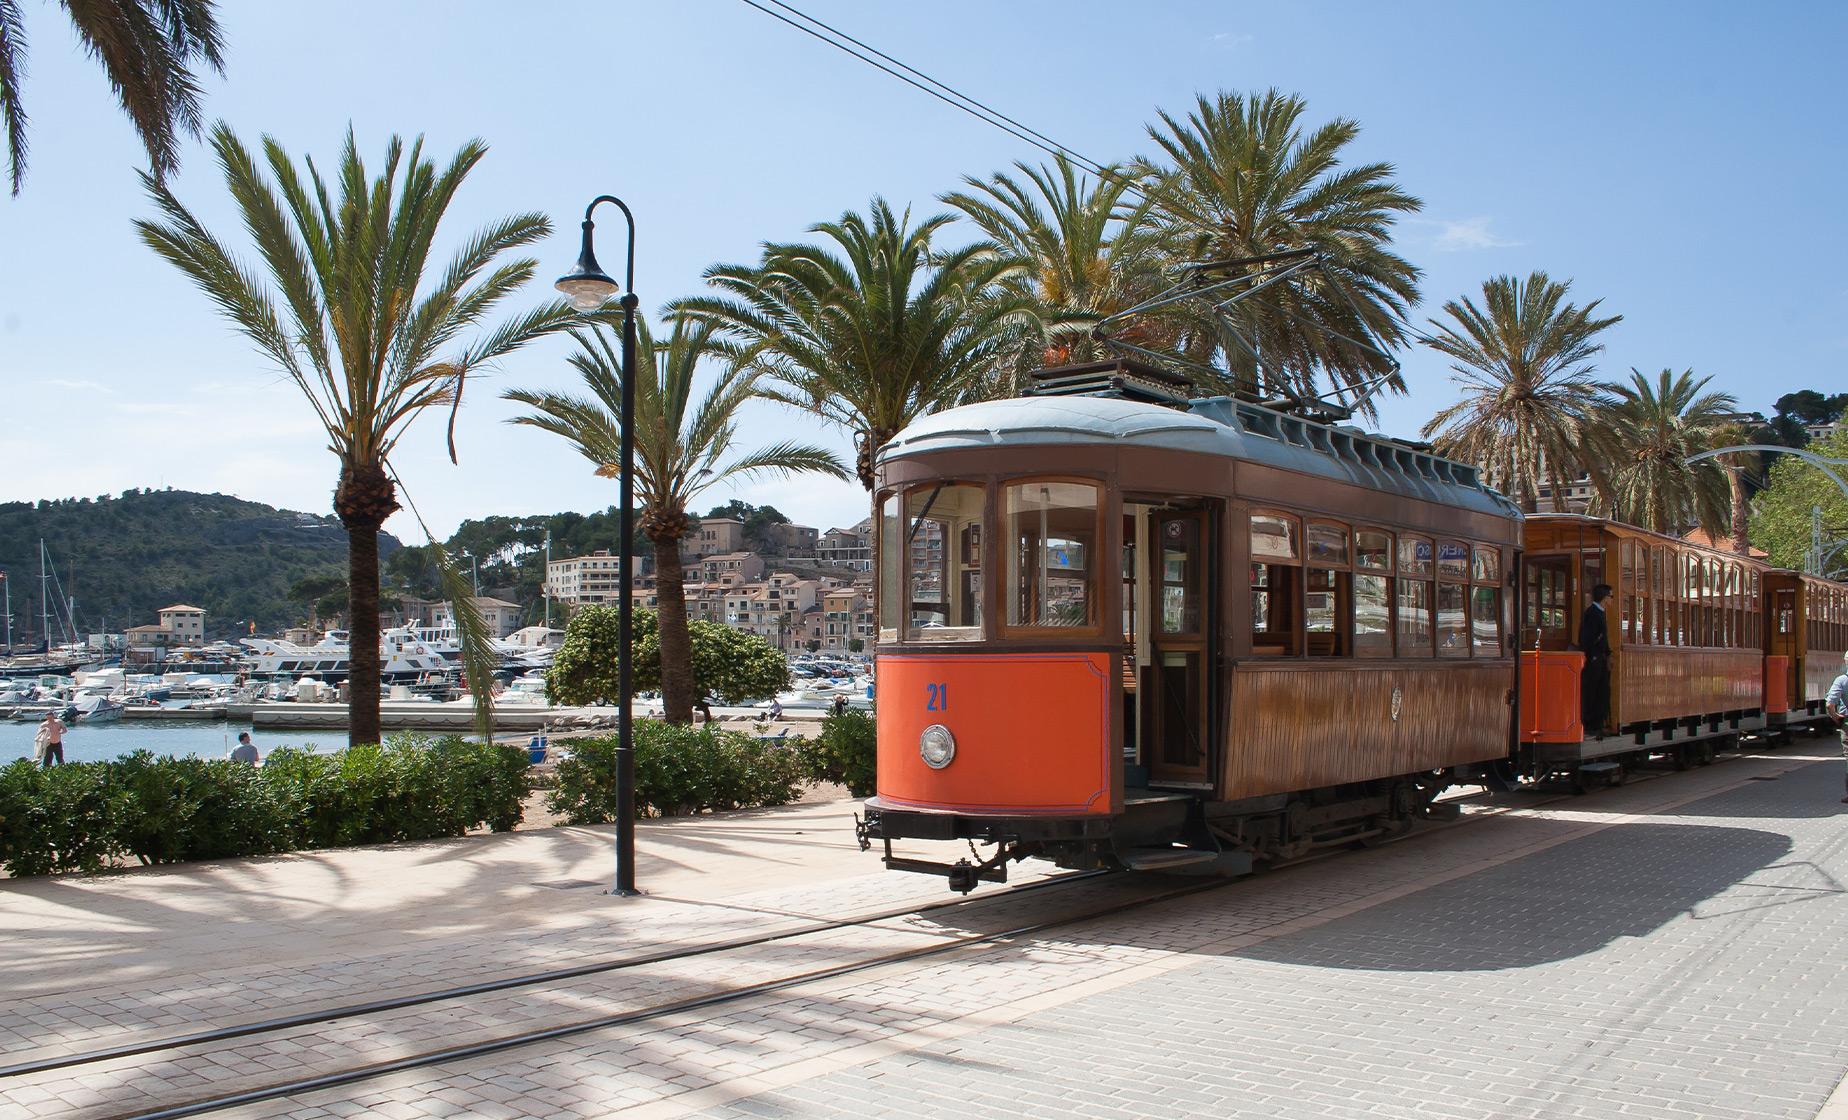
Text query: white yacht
241 628 453 681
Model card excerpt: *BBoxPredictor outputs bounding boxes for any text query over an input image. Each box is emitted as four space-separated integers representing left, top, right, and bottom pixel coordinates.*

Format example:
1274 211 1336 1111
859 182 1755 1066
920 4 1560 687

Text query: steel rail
0 868 1109 1080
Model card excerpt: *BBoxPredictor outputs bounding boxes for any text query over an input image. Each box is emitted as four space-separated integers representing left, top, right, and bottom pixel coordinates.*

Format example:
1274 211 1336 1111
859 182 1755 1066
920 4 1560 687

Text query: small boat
71 694 125 723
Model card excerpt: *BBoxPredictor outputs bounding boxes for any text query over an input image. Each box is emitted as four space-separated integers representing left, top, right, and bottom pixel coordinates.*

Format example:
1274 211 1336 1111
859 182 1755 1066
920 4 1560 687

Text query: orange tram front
855 371 1848 892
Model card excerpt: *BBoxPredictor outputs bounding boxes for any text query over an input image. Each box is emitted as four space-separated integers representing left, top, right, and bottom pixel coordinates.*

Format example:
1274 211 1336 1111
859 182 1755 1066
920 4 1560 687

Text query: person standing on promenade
34 710 66 767
229 731 260 766
1827 652 1848 804
1579 583 1614 737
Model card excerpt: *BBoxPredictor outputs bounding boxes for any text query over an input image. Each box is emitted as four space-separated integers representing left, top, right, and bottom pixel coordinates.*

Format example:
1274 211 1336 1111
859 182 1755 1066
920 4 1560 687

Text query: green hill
0 489 400 642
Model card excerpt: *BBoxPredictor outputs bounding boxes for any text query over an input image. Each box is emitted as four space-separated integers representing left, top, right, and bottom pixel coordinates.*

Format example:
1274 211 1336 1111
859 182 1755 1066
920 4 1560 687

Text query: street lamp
557 194 642 897
1687 444 1848 574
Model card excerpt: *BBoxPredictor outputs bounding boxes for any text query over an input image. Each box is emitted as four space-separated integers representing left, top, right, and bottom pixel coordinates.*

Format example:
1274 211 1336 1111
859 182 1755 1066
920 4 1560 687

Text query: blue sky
2 1 1843 542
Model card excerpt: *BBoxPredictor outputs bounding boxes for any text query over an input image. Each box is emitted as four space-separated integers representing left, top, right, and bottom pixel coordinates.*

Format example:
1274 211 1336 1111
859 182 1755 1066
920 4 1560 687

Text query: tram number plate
925 682 949 711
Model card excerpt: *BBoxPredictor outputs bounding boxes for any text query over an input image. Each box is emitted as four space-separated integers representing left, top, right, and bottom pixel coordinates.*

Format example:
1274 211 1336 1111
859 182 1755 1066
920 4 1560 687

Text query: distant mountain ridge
0 489 400 641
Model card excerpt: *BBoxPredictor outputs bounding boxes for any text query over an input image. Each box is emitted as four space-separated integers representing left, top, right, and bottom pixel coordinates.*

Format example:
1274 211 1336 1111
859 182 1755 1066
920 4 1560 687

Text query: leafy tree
1749 429 1848 572
1420 272 1622 511
286 573 347 625
0 0 225 194
547 605 790 707
1764 390 1848 448
680 197 1033 492
942 155 1168 393
137 125 573 744
1136 89 1422 408
1588 369 1737 537
847 638 864 653
506 315 844 723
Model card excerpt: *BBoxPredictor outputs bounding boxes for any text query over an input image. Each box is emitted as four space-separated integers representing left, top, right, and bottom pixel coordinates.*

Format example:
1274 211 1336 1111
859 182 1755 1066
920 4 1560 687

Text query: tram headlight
919 724 956 770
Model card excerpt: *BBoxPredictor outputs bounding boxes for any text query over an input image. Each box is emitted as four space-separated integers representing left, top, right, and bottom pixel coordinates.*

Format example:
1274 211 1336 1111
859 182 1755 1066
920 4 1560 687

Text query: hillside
0 490 400 641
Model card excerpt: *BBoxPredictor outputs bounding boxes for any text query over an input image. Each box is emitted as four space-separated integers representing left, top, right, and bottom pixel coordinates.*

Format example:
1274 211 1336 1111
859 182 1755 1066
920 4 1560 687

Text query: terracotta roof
1679 529 1767 558
158 604 205 613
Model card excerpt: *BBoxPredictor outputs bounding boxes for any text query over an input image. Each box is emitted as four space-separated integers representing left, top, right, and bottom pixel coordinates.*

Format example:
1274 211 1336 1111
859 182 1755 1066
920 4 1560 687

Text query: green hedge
547 721 808 824
798 710 877 798
0 736 531 877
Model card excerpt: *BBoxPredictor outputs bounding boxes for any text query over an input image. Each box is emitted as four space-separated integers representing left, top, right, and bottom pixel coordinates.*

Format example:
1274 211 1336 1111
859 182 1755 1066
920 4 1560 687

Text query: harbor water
1 719 341 766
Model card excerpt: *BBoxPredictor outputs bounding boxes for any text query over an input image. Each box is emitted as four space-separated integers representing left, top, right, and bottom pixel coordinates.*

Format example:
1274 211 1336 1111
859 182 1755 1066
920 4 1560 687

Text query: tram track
0 867 1112 1082
15 740 1815 1120
89 872 1237 1120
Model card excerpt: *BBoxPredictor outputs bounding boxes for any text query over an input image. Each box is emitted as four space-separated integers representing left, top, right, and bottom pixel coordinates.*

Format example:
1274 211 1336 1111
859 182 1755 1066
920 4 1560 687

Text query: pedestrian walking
1578 583 1614 737
1827 652 1848 804
229 731 260 766
34 710 66 768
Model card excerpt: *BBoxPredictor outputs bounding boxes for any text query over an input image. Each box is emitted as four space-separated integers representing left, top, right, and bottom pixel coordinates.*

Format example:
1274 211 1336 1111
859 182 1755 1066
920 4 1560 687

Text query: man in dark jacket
1580 583 1613 736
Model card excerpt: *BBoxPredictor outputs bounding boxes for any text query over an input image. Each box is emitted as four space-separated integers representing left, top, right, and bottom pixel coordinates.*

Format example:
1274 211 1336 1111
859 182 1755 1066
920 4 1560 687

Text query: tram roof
880 394 1521 519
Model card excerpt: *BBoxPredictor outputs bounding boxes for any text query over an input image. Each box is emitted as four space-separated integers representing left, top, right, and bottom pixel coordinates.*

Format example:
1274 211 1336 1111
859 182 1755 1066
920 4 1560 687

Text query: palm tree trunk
344 518 383 746
1728 463 1750 554
652 534 697 724
334 461 399 748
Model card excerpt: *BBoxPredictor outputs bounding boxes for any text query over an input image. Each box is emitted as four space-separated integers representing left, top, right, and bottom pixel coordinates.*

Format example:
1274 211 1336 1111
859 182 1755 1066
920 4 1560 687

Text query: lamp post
556 194 642 897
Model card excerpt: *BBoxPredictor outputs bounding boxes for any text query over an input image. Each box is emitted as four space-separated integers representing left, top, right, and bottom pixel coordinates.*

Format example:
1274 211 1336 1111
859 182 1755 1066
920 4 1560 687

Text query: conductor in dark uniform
1579 583 1613 736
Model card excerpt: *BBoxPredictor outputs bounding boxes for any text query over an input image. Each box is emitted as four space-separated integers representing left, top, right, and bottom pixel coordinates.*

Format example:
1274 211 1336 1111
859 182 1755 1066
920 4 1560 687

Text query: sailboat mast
39 539 48 651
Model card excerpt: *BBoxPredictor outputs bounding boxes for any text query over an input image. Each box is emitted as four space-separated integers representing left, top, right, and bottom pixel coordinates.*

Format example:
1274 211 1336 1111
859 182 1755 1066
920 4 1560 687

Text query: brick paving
6 742 1846 1119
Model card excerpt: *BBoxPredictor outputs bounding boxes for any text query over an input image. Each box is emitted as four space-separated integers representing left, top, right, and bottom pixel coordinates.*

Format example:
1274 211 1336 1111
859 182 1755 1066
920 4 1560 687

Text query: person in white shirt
1826 653 1848 804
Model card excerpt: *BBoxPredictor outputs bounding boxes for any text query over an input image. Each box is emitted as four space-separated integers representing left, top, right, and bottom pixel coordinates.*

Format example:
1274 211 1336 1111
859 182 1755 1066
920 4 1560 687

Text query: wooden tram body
857 369 1848 890
860 374 1522 888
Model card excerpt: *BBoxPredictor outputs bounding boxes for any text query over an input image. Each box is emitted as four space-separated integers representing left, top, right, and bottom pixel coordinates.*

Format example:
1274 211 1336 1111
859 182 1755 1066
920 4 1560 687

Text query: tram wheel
1608 764 1627 788
1672 746 1692 771
1571 770 1593 796
1696 741 1716 766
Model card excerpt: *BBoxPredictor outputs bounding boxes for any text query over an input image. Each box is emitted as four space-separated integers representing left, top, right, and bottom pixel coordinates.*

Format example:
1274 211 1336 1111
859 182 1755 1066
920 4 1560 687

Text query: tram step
1578 761 1622 774
1117 846 1221 871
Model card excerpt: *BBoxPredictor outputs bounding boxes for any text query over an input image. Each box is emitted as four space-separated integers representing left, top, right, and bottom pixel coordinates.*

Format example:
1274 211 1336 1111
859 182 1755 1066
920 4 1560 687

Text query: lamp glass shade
556 272 619 311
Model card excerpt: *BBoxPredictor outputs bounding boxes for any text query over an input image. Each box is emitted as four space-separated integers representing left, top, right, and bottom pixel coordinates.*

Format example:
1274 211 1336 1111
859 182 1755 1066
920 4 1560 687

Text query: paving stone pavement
9 744 1845 1119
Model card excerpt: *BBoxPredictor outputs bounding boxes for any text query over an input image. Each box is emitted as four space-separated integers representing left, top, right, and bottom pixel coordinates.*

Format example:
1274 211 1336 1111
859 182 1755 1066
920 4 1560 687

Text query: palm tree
677 197 1032 492
1709 417 1767 554
1 0 224 194
1136 89 1422 408
504 315 847 724
137 124 574 746
1591 369 1737 537
941 155 1169 392
1420 272 1623 511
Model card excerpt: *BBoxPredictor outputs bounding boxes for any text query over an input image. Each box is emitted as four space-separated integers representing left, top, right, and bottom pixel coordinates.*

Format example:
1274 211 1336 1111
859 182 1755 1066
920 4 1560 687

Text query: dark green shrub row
0 736 531 876
547 721 809 824
798 710 877 798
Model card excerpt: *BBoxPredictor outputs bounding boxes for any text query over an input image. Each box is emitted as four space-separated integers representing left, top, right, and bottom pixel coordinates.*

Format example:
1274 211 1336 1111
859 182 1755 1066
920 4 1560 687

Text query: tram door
1148 509 1211 786
1523 555 1574 651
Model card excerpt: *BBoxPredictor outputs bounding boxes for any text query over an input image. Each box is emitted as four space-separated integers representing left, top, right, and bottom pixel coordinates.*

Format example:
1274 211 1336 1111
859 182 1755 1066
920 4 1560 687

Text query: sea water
0 719 339 765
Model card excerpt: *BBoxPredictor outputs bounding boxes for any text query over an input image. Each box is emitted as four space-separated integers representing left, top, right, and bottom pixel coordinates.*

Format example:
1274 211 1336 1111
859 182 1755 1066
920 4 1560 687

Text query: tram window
1306 568 1350 656
1471 586 1501 655
1436 582 1468 657
1308 523 1350 566
1005 481 1097 629
1471 544 1498 584
877 492 903 642
1159 516 1202 635
905 483 984 641
1399 535 1432 577
1354 574 1392 657
1397 578 1433 657
1251 513 1299 563
1250 562 1300 655
1358 529 1393 571
1437 540 1469 582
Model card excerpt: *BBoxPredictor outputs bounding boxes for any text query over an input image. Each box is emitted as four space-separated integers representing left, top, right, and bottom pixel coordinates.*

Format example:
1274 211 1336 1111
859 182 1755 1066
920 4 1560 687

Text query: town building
156 604 206 646
815 519 874 570
684 517 744 559
768 522 820 555
700 551 765 586
458 597 525 640
546 550 652 606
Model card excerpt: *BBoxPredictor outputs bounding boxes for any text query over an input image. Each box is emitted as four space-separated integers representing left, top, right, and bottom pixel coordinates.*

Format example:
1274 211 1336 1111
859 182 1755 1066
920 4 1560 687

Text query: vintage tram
856 363 1848 890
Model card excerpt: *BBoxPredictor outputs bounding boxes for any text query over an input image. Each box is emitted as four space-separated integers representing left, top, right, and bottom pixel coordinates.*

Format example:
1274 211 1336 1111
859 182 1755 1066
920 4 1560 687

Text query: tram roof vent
1026 359 1193 406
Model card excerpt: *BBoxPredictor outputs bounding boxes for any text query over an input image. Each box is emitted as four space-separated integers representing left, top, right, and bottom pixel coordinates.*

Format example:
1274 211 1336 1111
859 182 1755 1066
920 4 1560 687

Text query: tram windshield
903 482 984 641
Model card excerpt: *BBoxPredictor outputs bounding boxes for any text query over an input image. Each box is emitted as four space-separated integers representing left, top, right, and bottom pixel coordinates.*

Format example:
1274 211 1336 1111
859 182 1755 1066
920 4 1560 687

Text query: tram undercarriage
858 769 1470 893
